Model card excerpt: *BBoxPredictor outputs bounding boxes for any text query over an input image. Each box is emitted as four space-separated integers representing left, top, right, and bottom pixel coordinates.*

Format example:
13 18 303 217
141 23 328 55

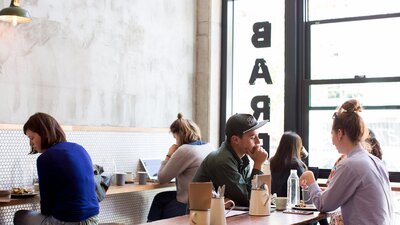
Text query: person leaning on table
147 113 214 222
14 112 99 225
300 99 393 225
192 113 269 207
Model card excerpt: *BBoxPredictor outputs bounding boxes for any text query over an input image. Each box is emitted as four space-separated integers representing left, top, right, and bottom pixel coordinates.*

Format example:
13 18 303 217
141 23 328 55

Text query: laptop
139 158 176 182
140 158 162 181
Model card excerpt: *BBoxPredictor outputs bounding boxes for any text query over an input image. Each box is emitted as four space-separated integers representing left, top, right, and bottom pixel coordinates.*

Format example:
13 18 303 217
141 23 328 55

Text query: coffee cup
0 190 11 202
115 172 126 186
125 172 134 182
137 171 147 185
302 188 312 204
190 209 210 225
210 197 235 225
249 189 271 216
274 197 288 211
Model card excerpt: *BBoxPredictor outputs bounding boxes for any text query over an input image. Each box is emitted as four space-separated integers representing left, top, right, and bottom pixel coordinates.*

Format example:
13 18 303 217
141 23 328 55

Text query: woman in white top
147 113 214 222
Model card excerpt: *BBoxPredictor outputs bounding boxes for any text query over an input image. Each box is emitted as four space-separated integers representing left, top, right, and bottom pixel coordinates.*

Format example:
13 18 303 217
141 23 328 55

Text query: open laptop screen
139 158 162 181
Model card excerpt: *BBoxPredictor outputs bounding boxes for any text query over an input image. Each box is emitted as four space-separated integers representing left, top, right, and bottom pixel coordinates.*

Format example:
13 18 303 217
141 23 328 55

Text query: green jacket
192 141 263 206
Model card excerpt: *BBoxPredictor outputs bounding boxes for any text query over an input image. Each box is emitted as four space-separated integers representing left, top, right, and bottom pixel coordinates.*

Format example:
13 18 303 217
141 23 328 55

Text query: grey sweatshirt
158 143 214 203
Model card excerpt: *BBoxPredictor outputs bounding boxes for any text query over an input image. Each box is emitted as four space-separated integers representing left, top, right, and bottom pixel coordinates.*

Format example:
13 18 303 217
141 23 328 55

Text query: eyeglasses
332 112 337 119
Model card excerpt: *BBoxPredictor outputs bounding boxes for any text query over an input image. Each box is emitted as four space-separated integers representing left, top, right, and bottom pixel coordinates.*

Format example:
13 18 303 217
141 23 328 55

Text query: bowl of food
11 187 38 199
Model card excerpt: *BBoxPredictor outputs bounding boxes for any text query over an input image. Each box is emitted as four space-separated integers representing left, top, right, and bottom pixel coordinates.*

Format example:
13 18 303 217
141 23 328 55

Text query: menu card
189 182 212 210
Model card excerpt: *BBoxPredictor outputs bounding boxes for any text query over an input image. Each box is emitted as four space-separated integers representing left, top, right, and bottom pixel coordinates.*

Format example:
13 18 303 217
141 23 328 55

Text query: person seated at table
14 112 99 225
147 113 214 222
327 128 384 225
269 131 307 197
192 113 269 207
300 99 393 225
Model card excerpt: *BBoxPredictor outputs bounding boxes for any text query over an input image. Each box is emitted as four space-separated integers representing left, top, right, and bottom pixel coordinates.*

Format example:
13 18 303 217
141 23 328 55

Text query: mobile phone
283 209 313 215
233 206 249 211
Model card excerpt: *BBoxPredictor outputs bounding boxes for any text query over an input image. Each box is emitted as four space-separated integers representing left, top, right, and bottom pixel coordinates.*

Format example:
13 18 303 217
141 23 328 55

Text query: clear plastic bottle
287 169 300 208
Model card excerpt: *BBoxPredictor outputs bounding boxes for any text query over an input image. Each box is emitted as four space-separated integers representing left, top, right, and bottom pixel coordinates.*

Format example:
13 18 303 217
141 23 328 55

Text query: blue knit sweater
37 142 99 222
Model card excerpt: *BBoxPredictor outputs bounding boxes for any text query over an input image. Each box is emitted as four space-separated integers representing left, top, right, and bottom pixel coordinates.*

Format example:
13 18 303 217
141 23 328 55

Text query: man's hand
247 145 268 171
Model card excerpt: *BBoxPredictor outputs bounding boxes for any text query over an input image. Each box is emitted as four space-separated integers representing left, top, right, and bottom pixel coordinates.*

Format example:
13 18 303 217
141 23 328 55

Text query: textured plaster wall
0 0 196 127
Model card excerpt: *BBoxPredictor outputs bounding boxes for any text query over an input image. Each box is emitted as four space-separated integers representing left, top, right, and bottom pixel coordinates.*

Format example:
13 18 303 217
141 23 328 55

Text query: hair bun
341 99 363 113
177 113 183 119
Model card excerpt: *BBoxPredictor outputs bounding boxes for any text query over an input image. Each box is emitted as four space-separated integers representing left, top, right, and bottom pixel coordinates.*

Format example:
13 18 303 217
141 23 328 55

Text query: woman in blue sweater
14 112 99 225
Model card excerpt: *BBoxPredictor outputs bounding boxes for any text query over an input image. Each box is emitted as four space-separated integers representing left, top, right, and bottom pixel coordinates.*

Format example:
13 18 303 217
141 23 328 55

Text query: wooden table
0 182 175 208
106 182 175 195
140 210 330 225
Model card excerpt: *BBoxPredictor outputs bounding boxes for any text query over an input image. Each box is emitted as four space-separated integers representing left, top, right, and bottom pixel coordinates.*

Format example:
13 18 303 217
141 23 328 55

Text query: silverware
212 185 218 198
220 184 225 197
217 186 222 198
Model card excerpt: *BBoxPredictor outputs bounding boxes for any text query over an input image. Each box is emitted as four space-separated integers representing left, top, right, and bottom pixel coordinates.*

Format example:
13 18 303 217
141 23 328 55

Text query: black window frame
285 0 400 182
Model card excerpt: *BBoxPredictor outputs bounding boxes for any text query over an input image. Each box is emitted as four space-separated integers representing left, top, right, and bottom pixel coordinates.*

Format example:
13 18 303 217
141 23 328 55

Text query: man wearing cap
192 113 269 207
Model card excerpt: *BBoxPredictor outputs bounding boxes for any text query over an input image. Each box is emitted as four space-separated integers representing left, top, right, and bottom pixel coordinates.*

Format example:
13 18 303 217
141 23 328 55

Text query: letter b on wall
251 21 271 48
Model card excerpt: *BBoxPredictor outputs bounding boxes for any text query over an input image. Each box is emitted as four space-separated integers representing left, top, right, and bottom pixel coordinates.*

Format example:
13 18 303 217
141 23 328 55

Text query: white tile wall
0 129 176 225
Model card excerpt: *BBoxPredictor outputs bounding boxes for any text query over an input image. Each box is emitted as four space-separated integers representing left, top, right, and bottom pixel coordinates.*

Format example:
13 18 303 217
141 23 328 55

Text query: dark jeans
147 191 188 222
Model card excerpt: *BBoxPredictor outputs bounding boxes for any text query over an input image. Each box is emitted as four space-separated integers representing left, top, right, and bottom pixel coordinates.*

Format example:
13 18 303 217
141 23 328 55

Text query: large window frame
285 0 400 182
222 0 400 182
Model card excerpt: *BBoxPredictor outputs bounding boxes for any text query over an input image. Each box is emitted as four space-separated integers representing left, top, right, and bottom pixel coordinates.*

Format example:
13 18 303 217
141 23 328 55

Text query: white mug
249 189 271 216
274 197 288 211
210 197 235 225
190 210 210 225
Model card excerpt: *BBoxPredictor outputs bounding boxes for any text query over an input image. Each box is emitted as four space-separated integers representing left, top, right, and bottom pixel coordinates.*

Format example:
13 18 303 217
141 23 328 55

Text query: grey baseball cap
225 113 268 139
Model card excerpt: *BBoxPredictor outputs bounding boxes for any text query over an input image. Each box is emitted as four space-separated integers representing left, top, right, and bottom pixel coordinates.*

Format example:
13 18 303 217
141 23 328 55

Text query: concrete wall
0 0 197 128
195 0 221 146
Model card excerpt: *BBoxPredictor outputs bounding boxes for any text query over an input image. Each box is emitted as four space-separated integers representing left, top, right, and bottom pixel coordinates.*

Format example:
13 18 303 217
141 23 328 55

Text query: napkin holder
189 182 212 225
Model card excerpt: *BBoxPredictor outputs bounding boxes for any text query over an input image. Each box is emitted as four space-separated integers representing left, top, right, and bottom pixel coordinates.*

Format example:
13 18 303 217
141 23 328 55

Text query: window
222 0 285 156
304 1 400 180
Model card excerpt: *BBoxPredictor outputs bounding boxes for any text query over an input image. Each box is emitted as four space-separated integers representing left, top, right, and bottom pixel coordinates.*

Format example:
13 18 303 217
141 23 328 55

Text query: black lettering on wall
251 95 270 121
251 21 271 48
249 58 272 85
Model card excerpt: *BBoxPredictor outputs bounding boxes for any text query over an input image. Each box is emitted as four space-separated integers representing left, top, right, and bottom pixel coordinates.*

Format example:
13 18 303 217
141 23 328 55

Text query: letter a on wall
251 21 271 48
249 58 272 85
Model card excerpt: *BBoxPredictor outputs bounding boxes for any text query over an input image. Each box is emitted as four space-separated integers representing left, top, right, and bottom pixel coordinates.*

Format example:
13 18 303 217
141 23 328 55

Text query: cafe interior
0 0 399 224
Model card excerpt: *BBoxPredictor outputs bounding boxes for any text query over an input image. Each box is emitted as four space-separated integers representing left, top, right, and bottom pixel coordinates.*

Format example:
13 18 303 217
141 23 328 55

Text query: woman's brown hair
270 131 307 172
332 99 369 144
23 112 66 153
365 129 383 160
169 113 201 146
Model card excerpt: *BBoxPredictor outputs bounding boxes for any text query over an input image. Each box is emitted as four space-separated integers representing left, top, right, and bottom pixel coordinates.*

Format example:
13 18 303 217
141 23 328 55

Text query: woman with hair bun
147 113 214 222
300 99 393 225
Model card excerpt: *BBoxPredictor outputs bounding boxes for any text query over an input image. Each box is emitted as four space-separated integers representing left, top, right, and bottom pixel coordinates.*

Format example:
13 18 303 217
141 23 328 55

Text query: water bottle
287 169 300 208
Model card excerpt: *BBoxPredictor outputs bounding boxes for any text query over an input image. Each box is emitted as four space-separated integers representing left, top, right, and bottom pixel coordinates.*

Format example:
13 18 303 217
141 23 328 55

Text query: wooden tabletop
0 182 175 208
106 182 175 195
141 210 330 225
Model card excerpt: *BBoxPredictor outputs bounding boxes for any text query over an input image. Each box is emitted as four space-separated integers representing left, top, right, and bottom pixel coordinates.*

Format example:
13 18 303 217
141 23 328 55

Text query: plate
292 204 317 211
11 192 39 199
